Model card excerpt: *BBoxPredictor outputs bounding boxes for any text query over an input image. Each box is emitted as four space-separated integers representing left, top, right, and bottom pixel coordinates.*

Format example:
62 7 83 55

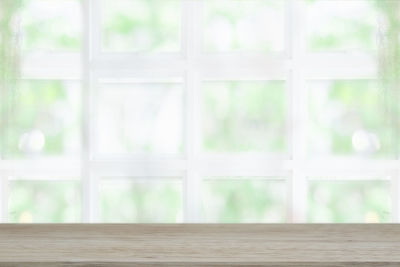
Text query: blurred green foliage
1 0 399 223
307 0 377 51
21 0 81 51
204 0 284 52
308 180 391 223
1 80 80 159
309 80 398 158
8 180 81 223
203 81 286 153
202 179 286 223
102 0 181 52
0 0 24 160
100 179 182 223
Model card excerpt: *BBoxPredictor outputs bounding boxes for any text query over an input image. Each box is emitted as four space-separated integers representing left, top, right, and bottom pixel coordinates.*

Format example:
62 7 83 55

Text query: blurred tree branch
0 0 23 157
376 0 400 156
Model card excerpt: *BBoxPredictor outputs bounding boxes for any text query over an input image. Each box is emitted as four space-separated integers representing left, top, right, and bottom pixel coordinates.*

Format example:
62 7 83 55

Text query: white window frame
0 0 399 223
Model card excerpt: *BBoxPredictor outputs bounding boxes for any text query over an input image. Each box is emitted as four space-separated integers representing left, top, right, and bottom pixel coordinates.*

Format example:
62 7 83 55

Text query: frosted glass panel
8 180 81 223
202 178 286 223
101 0 181 52
96 82 183 155
203 81 286 153
306 0 378 51
308 80 398 158
0 80 80 159
308 180 391 223
204 0 284 52
100 178 183 223
21 0 81 51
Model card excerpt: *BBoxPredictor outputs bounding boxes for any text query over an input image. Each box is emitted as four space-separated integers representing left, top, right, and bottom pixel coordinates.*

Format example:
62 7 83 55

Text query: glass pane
100 178 183 223
101 0 181 52
204 0 284 52
1 80 80 159
96 82 183 154
308 180 391 223
202 178 286 223
21 0 82 51
203 81 286 153
306 0 378 52
308 80 397 158
8 180 81 223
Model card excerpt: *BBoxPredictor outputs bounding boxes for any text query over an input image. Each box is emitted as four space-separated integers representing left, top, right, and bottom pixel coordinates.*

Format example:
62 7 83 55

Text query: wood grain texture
0 224 399 266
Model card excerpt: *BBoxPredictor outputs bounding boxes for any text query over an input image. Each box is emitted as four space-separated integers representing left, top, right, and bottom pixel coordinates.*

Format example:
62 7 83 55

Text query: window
0 0 399 223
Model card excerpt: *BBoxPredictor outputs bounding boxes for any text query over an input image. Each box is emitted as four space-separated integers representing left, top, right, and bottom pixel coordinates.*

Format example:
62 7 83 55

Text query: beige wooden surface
0 224 399 266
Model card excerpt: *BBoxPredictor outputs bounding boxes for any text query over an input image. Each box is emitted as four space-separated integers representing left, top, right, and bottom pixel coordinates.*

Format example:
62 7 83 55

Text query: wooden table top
0 224 399 266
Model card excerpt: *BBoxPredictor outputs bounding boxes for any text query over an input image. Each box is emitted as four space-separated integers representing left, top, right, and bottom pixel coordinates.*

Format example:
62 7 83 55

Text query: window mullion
183 0 202 223
82 0 99 223
287 0 307 223
391 170 400 222
0 172 7 222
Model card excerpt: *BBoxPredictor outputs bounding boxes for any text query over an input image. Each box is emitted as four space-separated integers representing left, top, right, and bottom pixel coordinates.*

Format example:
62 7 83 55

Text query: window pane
202 178 286 223
100 178 183 222
8 180 81 223
306 0 378 52
101 0 181 52
21 0 81 51
1 80 80 159
308 180 391 223
203 81 286 153
204 0 284 52
96 82 183 155
308 80 397 158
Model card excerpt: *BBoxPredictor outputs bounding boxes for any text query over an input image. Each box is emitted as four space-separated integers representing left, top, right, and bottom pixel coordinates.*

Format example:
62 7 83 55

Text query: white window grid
0 0 399 223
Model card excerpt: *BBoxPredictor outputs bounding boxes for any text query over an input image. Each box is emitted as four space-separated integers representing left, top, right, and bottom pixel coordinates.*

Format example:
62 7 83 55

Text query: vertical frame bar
0 172 7 222
82 0 99 222
183 0 202 222
284 0 293 222
391 170 400 222
88 0 102 59
287 0 307 223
